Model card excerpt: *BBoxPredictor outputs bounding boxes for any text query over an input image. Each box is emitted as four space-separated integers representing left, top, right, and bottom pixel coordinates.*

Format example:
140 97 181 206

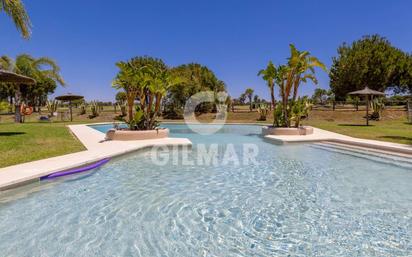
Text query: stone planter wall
262 126 314 136
106 128 169 141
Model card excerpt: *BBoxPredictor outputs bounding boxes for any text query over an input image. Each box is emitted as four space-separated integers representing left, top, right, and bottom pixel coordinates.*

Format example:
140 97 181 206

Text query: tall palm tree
112 61 144 123
278 45 326 126
287 44 326 102
258 61 277 109
244 88 254 111
0 0 32 39
113 56 177 130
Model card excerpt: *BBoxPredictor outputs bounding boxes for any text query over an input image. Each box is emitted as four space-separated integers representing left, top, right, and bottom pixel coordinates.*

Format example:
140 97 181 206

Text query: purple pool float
40 158 111 180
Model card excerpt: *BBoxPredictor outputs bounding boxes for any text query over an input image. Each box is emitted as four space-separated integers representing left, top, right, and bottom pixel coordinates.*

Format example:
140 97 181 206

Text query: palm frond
0 0 32 39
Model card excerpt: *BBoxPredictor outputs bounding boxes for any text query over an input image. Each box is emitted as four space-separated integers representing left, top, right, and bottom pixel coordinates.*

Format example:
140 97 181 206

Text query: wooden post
366 95 369 126
69 100 73 122
14 87 22 123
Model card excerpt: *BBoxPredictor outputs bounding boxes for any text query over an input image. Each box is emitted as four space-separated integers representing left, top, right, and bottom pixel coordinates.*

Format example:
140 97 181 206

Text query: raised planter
105 128 169 141
262 126 314 136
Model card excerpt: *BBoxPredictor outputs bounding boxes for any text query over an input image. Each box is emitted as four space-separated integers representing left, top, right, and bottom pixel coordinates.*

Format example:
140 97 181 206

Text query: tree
244 88 254 111
0 54 65 121
115 91 127 104
330 35 412 99
253 95 260 104
238 93 246 104
0 0 31 39
258 61 277 108
113 56 179 130
163 63 226 118
312 88 328 104
275 44 326 127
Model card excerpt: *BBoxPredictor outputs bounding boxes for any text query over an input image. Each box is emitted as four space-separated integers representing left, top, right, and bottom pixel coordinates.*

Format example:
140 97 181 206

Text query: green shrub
46 100 58 118
88 101 100 119
370 97 385 120
257 104 269 121
79 103 87 115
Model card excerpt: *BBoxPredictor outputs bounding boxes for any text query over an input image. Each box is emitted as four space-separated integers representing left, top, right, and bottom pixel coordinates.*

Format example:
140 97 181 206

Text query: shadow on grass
338 124 375 127
0 132 26 136
378 136 412 145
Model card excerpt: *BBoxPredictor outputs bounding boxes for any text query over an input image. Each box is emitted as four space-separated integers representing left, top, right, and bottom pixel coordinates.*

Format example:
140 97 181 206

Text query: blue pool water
0 124 411 256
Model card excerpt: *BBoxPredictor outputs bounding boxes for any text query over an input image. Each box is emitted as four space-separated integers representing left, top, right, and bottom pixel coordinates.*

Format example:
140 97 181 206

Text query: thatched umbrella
349 86 385 126
0 70 36 122
55 93 84 122
0 70 36 84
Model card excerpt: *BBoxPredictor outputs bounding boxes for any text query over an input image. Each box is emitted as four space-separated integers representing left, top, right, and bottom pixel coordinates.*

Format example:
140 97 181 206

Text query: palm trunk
150 94 162 129
249 96 252 111
127 100 133 122
9 96 13 113
270 84 276 109
14 87 22 123
127 91 136 123
292 76 300 103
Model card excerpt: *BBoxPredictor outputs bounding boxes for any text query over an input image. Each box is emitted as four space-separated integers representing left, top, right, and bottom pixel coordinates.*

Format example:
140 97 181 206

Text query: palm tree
277 44 326 126
113 56 177 130
1 54 65 122
112 61 144 123
244 88 254 111
287 44 326 102
258 61 277 109
0 0 32 39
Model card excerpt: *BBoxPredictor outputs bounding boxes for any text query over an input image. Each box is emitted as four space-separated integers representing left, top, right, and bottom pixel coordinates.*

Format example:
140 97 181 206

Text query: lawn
304 115 412 145
0 122 85 168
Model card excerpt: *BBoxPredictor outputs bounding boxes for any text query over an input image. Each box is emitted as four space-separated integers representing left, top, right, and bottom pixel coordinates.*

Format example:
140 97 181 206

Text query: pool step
311 142 412 169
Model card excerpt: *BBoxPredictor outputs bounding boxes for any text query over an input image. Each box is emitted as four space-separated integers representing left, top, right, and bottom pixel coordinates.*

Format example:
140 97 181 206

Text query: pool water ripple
0 124 411 256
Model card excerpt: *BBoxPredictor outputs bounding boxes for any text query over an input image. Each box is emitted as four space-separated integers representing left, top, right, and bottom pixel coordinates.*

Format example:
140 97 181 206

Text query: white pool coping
0 124 192 191
264 127 412 156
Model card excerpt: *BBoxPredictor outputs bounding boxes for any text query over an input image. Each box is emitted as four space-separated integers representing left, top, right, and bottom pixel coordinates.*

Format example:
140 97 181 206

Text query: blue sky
1 0 412 101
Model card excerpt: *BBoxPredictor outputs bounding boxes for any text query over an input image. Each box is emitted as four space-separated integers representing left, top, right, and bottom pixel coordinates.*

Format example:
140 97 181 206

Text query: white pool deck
265 127 412 155
0 124 192 191
0 123 411 191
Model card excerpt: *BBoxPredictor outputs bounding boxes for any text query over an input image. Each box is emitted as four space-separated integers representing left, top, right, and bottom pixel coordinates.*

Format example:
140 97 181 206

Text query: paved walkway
0 124 192 191
265 127 412 155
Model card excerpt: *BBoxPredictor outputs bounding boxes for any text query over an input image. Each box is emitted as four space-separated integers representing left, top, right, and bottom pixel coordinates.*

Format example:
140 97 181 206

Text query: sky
1 0 412 101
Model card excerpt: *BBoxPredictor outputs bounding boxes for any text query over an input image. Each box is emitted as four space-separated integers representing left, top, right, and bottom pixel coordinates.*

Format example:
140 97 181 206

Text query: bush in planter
273 103 285 127
291 97 312 127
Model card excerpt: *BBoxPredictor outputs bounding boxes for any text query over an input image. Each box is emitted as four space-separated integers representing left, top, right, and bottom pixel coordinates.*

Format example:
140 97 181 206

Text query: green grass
304 119 412 145
0 122 85 168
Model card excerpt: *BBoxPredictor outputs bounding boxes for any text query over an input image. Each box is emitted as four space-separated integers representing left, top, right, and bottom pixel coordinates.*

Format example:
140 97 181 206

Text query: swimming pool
0 124 411 256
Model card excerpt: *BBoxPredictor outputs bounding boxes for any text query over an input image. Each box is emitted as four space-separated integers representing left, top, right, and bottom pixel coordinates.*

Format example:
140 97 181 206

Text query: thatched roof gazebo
0 70 36 84
55 93 84 122
0 70 36 122
349 86 385 126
